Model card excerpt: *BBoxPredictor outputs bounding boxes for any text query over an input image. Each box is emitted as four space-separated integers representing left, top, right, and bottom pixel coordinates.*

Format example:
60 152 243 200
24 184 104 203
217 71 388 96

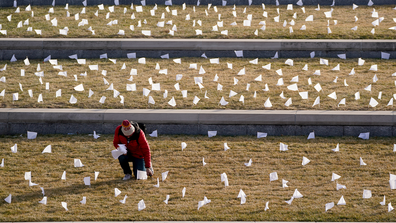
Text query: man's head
121 120 135 137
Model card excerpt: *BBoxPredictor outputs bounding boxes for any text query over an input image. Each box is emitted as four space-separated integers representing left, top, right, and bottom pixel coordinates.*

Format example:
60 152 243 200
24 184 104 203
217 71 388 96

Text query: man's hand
146 167 154 176
117 147 127 155
118 144 127 155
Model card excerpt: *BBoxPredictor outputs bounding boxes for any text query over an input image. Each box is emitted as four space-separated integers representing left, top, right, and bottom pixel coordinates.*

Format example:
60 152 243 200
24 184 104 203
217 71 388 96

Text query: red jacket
113 125 151 168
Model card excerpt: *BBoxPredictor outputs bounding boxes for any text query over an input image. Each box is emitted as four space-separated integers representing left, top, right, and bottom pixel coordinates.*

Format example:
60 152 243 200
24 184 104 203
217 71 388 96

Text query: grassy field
0 4 396 39
1 134 396 221
0 57 395 110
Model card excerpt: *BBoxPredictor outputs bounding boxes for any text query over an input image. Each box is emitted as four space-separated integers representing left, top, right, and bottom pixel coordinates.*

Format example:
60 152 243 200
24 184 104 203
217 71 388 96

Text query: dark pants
118 153 146 178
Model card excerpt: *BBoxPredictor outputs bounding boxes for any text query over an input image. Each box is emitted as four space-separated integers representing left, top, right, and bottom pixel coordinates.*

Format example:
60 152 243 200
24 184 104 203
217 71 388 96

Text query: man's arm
138 131 151 168
113 126 121 148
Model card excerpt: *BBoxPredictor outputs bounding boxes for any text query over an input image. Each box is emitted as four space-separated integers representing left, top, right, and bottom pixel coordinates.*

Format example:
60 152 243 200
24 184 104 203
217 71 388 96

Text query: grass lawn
1 134 396 221
0 57 395 110
0 4 396 39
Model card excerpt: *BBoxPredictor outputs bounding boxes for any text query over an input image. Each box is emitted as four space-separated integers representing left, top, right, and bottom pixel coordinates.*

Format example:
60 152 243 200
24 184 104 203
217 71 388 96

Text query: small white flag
270 172 278 181
221 142 230 152
27 131 37 139
280 143 288 151
39 197 47 205
337 196 346 205
358 132 370 140
363 189 372 198
80 196 86 204
149 130 158 137
292 189 303 198
332 173 341 181
5 194 12 204
208 131 217 138
285 59 294 66
360 157 367 166
325 202 334 212
84 176 90 186
381 52 390 60
61 202 68 211
264 98 272 108
42 145 51 153
138 199 146 211
369 97 378 107
307 132 315 139
257 132 267 138
282 179 289 188
115 188 121 197
11 144 17 153
74 159 84 167
312 96 320 107
302 156 310 166
234 50 243 57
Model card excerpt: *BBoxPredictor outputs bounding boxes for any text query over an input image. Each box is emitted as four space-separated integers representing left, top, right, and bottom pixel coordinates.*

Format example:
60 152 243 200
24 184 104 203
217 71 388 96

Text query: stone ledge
1 39 396 51
1 39 394 59
1 109 394 136
0 108 394 126
1 0 395 6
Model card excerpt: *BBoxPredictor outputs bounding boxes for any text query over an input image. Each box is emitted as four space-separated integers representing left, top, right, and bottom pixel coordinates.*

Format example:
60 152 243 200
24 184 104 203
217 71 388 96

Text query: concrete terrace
0 39 395 137
1 3 395 137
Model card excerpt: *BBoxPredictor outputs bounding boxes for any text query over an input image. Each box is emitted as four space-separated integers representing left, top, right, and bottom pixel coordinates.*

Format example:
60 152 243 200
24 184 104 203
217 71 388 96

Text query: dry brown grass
1 134 396 221
0 4 396 39
0 57 396 110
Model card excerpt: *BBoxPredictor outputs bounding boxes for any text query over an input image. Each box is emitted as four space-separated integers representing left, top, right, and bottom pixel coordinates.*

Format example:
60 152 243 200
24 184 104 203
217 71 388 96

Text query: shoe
123 174 131 180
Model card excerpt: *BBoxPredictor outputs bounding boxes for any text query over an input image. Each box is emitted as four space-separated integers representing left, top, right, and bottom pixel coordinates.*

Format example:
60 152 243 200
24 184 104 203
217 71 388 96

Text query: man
113 120 154 180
